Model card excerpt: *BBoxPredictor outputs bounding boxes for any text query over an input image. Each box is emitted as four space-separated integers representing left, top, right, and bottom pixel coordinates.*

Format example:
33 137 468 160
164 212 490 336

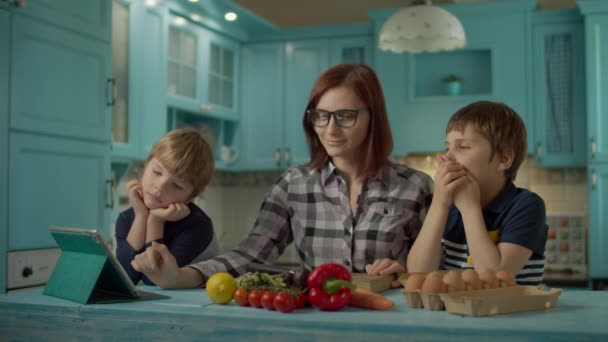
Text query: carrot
349 287 395 310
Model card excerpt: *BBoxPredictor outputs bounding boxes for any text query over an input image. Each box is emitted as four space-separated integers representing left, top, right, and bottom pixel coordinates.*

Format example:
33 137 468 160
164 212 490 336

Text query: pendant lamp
378 0 466 53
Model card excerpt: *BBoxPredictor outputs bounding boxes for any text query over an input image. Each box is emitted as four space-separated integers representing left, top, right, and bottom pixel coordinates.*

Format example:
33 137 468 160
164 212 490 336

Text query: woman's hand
127 180 148 217
149 203 191 223
365 258 405 288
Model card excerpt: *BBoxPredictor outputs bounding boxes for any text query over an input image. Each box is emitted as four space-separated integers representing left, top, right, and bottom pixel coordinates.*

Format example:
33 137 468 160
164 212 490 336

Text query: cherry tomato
233 287 250 307
296 292 307 309
248 290 262 308
261 291 276 310
273 291 296 313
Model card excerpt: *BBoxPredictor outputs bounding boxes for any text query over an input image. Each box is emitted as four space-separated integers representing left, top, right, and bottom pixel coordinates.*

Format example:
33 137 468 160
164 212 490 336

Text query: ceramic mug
221 145 239 165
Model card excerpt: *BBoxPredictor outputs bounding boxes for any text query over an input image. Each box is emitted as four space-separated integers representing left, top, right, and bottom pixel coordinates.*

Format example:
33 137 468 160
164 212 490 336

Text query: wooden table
1 287 607 341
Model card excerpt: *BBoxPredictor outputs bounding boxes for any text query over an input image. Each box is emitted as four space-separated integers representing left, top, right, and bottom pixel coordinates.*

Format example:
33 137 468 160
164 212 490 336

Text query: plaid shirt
191 161 433 278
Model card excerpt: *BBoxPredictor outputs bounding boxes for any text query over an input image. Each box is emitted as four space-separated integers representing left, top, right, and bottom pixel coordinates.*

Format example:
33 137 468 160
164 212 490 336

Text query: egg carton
402 286 561 316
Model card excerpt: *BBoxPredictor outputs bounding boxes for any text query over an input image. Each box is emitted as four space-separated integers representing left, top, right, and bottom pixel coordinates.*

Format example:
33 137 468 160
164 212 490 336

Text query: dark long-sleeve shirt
115 202 214 285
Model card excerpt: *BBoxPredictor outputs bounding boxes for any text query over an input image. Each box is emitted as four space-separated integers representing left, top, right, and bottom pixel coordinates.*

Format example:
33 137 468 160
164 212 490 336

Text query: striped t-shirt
441 182 548 285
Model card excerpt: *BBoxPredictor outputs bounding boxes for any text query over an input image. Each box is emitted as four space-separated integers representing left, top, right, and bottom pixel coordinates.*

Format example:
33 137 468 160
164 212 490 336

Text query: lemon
206 272 237 304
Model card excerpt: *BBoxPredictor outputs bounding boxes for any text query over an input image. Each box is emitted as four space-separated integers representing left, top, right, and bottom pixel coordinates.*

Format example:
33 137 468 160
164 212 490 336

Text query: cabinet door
10 15 112 142
588 165 608 278
0 8 9 294
202 30 240 121
284 40 329 168
111 0 137 159
167 16 200 111
22 0 110 42
533 22 586 167
585 15 608 163
9 133 112 250
240 43 284 170
329 36 372 66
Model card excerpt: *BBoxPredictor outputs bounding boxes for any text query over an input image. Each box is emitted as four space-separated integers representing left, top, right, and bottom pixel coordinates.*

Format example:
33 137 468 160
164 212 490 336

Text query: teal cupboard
579 0 608 286
1 7 10 294
2 0 113 293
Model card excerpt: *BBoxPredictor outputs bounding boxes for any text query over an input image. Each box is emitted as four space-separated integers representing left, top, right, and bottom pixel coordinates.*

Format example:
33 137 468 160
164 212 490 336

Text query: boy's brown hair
146 128 214 198
446 101 527 181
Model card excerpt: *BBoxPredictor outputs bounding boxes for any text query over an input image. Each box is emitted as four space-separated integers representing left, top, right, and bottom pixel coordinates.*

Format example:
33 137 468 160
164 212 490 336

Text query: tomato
233 287 250 307
261 291 276 310
296 292 307 309
273 291 296 313
248 290 262 308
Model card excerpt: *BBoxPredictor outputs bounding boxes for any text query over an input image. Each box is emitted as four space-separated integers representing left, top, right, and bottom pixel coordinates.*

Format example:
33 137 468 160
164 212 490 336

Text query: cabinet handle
591 137 597 159
591 168 597 191
200 104 212 113
104 179 114 208
284 147 291 167
536 143 543 162
275 148 281 168
1 0 26 8
106 78 116 106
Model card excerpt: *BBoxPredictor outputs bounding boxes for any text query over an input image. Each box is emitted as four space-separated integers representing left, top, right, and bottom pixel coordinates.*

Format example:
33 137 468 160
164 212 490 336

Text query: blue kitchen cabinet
1 7 9 294
10 14 112 143
9 133 112 249
167 14 241 121
370 0 536 155
329 35 373 66
112 0 167 161
580 2 608 164
284 39 330 168
532 10 586 167
20 0 110 42
240 42 285 170
588 165 608 282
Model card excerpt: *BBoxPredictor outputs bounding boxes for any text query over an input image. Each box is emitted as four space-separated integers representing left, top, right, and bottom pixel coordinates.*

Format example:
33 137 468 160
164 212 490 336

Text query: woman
132 64 433 288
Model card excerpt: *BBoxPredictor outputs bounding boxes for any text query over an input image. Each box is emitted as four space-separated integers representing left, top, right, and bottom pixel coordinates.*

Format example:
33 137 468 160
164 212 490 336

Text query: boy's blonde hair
446 101 527 181
145 128 214 198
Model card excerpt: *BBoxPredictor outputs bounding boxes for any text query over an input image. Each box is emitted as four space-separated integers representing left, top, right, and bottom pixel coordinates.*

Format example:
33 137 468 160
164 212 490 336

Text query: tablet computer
44 227 170 304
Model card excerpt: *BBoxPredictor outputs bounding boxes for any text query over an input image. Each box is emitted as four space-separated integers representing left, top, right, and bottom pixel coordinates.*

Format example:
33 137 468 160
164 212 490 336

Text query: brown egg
442 270 465 292
461 269 482 290
496 270 516 287
404 273 427 292
421 271 447 294
478 270 499 289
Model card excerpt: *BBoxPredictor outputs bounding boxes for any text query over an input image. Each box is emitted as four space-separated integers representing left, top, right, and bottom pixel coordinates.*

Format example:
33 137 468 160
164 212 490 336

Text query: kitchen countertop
1 286 607 341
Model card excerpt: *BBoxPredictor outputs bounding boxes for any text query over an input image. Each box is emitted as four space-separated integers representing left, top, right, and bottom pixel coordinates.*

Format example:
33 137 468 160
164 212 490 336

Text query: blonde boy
115 128 217 285
406 101 548 285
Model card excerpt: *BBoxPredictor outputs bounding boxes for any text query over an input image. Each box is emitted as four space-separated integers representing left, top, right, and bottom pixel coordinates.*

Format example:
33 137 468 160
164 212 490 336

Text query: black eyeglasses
306 108 367 128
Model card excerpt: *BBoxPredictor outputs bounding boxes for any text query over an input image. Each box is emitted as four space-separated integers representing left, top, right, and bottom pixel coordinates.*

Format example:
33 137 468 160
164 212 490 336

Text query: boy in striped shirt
406 101 548 285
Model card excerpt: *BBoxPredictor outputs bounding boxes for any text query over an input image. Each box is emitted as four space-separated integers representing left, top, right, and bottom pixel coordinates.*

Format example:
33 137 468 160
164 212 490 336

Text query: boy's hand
127 180 148 216
149 203 191 223
365 258 405 288
433 155 467 208
453 174 481 212
132 241 180 288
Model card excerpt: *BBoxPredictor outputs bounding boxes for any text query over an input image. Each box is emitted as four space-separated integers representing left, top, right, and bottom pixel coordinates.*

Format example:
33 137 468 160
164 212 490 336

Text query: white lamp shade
379 5 466 53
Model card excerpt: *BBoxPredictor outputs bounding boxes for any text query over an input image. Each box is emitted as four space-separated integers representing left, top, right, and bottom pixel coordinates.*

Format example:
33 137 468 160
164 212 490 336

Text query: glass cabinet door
111 0 130 145
168 23 197 99
208 42 235 110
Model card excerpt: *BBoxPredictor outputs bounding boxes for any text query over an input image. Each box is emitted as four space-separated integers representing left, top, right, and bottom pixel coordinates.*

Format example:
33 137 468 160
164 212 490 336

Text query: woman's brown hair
303 64 393 177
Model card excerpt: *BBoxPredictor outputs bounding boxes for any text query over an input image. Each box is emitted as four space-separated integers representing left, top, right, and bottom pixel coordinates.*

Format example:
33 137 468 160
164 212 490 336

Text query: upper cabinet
166 14 241 122
371 0 537 155
532 10 586 167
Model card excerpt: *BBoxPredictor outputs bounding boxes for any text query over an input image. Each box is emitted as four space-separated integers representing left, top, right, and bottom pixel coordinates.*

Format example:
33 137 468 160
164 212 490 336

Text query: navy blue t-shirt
441 182 548 285
115 202 214 285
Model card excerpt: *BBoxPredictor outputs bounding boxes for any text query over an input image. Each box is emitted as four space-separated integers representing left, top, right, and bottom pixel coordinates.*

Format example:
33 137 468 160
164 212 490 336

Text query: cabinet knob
591 168 597 191
275 148 281 168
590 137 597 159
284 147 291 167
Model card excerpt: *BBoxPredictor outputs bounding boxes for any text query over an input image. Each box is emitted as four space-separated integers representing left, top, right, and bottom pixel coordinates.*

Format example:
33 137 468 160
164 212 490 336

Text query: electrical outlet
7 248 61 289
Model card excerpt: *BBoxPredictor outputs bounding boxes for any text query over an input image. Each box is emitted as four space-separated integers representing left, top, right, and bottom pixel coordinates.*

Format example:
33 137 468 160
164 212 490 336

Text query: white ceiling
232 0 577 28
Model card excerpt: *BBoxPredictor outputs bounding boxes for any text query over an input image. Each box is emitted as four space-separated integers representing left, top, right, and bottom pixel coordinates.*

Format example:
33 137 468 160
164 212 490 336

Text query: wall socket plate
7 248 61 289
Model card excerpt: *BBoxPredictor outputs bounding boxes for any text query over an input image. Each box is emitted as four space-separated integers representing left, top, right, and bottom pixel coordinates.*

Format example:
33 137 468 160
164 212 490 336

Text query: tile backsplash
116 156 588 265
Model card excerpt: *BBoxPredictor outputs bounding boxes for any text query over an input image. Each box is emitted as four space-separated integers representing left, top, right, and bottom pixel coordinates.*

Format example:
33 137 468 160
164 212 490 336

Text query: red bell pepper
306 263 356 311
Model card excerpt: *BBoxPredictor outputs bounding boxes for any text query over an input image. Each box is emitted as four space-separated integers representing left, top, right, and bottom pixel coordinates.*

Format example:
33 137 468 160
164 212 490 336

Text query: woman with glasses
131 64 433 289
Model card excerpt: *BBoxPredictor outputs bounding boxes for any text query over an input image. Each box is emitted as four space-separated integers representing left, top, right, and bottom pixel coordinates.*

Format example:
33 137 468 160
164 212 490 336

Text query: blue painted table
1 287 607 341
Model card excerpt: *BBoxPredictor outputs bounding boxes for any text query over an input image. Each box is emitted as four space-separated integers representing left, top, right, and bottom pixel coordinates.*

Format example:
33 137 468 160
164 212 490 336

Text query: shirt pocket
366 201 404 218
